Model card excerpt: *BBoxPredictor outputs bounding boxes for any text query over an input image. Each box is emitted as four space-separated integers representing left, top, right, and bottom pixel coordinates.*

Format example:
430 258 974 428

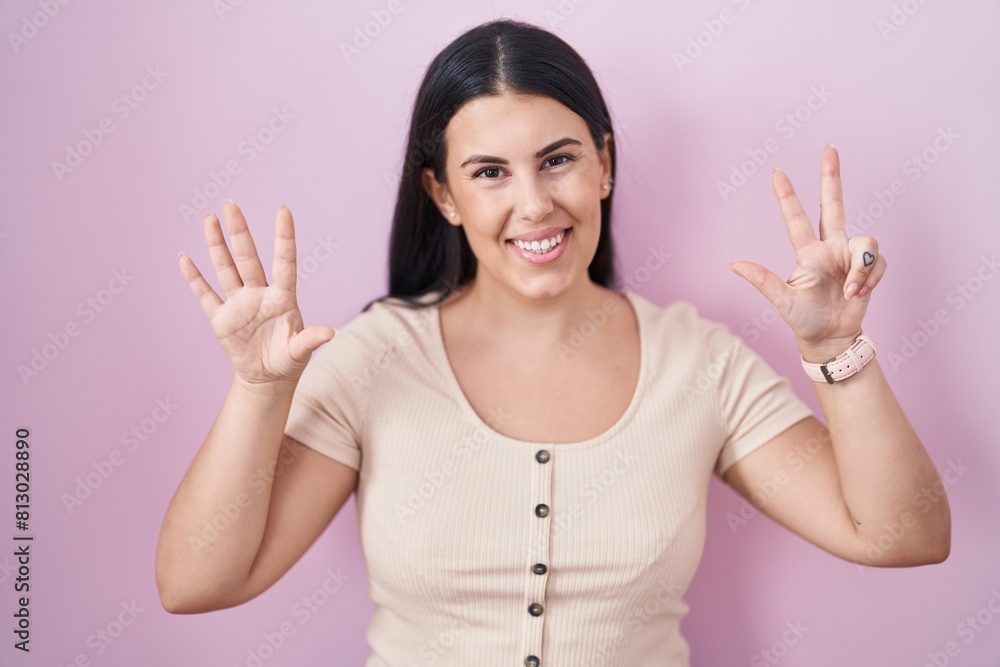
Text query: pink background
2 1 998 665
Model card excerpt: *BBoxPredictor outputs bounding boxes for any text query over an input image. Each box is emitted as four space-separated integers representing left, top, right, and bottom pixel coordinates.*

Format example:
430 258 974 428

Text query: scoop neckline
430 290 647 451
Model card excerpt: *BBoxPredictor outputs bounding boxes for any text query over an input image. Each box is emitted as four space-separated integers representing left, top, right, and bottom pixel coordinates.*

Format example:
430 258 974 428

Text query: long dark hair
364 18 617 312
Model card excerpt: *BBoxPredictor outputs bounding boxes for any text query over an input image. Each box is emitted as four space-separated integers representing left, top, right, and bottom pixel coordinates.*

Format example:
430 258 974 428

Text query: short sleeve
698 317 815 478
283 309 377 471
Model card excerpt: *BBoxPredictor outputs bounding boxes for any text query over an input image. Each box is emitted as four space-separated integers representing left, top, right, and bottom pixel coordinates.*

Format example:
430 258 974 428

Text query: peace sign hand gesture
729 145 887 362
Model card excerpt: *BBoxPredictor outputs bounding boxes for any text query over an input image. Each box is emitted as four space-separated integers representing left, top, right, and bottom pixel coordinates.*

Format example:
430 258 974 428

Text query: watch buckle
820 360 836 384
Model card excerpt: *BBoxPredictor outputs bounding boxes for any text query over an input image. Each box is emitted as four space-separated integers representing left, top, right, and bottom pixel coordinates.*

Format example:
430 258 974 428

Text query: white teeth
513 231 566 254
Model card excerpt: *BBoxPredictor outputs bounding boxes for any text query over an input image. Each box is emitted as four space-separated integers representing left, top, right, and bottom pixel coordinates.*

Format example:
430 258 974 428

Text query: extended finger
289 324 337 362
728 260 792 318
178 250 224 319
818 144 845 242
222 199 268 288
204 211 243 296
772 167 817 252
271 205 298 291
843 236 880 299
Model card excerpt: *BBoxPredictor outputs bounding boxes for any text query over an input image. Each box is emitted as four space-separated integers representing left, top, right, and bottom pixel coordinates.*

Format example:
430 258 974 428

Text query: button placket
519 448 552 666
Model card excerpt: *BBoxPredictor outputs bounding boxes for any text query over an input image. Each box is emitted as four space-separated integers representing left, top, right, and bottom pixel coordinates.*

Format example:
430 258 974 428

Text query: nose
514 173 554 224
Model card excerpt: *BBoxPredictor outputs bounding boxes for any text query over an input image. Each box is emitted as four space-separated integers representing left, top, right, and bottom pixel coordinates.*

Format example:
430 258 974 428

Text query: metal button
525 656 540 667
531 563 547 575
535 449 550 463
534 503 549 518
528 602 544 616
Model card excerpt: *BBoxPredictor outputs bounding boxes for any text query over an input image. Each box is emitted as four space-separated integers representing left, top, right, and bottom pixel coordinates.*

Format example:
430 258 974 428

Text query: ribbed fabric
284 290 814 666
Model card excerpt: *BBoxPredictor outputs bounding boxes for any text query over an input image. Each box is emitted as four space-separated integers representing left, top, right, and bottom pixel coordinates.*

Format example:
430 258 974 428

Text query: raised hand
729 145 887 361
178 200 336 387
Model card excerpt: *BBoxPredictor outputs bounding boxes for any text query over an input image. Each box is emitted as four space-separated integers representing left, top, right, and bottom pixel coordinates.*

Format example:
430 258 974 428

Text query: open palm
178 201 335 386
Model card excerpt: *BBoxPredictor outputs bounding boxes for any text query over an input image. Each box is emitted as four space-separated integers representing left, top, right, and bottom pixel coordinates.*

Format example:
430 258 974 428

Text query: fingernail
280 202 288 209
857 285 868 297
206 210 215 219
178 250 185 258
826 142 836 149
772 166 780 173
224 198 234 205
844 282 859 299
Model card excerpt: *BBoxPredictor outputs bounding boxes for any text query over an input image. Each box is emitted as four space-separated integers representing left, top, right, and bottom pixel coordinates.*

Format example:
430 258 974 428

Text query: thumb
289 325 337 361
728 261 788 314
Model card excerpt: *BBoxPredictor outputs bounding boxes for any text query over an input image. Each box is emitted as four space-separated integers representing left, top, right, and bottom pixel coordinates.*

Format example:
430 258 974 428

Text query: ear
421 167 460 226
599 131 613 200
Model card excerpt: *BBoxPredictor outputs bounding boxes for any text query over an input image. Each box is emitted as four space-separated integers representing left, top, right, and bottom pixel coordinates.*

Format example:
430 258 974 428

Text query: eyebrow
459 137 584 169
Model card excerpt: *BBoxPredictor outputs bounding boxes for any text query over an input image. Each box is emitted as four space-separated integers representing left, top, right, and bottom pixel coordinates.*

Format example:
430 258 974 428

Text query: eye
472 166 505 179
544 154 576 168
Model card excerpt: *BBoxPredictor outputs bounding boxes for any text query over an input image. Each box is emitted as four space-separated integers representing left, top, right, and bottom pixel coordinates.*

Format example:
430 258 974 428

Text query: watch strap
801 334 878 384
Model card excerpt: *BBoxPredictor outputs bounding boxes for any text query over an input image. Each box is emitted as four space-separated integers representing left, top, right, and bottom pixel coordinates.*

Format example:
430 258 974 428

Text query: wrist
796 330 863 363
231 372 299 400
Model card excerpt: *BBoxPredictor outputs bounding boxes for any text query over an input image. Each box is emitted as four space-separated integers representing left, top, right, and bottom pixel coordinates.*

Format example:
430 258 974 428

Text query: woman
155 18 951 666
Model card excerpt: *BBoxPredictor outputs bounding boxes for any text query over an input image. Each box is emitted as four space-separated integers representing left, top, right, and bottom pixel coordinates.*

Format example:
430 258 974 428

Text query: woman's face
422 92 612 301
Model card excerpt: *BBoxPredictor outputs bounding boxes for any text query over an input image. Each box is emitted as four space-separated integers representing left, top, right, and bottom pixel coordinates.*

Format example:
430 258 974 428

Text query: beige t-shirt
284 290 814 666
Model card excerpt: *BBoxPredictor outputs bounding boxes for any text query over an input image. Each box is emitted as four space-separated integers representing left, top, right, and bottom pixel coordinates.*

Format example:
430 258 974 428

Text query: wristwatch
801 334 878 384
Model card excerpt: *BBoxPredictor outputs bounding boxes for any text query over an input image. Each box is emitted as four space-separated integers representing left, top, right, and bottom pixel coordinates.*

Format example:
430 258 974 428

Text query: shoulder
336 293 438 342
625 291 752 379
302 291 440 383
626 291 723 344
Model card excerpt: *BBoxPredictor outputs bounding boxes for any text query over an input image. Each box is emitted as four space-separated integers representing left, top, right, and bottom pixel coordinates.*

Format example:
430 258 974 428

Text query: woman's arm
155 375 358 613
722 357 950 567
157 201 355 611
721 145 951 566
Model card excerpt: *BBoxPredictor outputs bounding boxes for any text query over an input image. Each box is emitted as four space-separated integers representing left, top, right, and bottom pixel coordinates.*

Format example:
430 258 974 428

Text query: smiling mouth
508 229 568 255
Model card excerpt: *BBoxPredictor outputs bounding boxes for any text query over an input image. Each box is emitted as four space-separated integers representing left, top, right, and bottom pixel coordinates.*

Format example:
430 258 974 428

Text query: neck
442 273 615 350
